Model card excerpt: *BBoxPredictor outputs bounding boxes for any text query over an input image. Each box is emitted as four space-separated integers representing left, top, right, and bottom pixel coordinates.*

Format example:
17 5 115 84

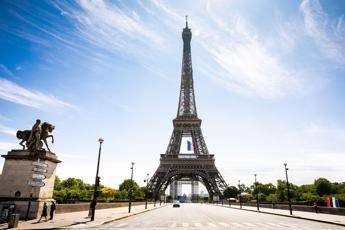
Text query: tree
298 184 316 194
314 178 332 196
266 193 277 202
223 186 239 198
166 195 173 202
54 177 93 202
333 182 345 194
238 184 251 193
276 180 287 201
115 190 128 200
276 180 299 202
118 179 143 199
54 176 62 190
61 178 85 190
258 183 277 196
134 186 146 199
119 179 139 192
100 187 116 200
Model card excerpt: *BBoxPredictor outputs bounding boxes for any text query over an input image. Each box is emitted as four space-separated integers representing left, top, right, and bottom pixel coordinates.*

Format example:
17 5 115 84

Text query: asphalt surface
101 203 343 229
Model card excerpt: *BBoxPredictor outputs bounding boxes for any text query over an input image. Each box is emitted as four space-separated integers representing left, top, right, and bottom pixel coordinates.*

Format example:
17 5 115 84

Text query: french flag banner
187 140 193 151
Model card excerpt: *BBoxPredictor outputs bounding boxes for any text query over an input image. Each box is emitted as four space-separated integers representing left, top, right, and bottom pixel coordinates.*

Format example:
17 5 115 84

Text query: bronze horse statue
16 122 55 152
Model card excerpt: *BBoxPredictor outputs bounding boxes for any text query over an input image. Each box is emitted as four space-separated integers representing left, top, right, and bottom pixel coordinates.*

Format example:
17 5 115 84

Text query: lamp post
238 180 242 209
254 174 259 211
128 162 134 213
284 163 293 215
90 137 104 221
144 173 149 209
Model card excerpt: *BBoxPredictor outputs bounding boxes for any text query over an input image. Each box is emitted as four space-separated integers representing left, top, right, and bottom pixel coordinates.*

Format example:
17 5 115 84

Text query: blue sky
0 0 345 191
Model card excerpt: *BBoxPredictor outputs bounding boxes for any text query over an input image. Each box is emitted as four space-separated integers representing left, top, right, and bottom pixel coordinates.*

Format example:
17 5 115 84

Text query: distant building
170 180 199 198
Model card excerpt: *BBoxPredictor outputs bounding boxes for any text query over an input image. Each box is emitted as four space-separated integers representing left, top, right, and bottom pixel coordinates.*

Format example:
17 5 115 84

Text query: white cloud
300 0 345 65
199 17 300 98
55 0 164 56
303 122 345 144
0 64 15 78
0 124 16 136
0 142 17 151
8 0 307 99
0 78 75 110
146 1 301 99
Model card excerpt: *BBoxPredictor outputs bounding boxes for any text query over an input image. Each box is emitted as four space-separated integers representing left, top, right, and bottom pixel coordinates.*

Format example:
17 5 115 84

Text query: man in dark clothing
50 201 56 220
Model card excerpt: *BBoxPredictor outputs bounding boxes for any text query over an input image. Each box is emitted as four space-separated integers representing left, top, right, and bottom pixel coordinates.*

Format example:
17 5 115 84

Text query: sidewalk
213 203 345 227
1 203 167 229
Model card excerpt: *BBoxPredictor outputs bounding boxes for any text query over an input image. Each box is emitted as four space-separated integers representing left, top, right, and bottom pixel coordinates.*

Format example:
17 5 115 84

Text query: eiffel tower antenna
178 14 196 119
148 17 227 202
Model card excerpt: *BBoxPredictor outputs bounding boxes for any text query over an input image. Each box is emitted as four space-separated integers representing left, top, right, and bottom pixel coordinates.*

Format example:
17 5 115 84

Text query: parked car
173 200 180 208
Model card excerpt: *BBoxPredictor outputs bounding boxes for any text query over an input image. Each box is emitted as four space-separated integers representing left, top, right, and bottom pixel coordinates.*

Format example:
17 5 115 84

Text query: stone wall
56 201 152 214
229 202 345 216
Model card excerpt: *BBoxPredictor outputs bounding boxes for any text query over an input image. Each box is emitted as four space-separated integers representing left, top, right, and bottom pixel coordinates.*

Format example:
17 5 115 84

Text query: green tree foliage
53 177 91 202
266 193 277 202
119 179 139 192
61 178 85 189
297 184 319 202
100 187 116 200
114 190 128 200
276 180 299 202
54 176 62 190
166 195 173 202
223 186 239 198
258 183 277 196
238 183 251 193
117 179 144 200
250 182 277 202
135 186 146 199
314 178 332 196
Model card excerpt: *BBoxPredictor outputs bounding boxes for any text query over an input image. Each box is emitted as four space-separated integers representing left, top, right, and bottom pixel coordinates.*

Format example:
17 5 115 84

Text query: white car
173 201 180 208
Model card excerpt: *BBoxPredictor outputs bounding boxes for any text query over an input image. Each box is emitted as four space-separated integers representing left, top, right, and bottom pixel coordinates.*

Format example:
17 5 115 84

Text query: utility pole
145 173 149 209
284 163 293 215
90 137 103 221
254 174 259 211
238 180 242 209
128 162 134 213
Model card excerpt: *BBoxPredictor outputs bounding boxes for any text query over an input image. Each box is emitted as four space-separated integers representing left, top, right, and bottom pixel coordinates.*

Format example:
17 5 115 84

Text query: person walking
313 202 319 213
49 201 56 220
38 202 48 222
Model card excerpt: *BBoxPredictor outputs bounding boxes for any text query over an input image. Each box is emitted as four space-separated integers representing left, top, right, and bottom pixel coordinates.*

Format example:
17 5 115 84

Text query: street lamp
254 174 259 211
144 173 149 209
90 137 104 221
238 180 242 209
128 162 135 213
284 163 293 215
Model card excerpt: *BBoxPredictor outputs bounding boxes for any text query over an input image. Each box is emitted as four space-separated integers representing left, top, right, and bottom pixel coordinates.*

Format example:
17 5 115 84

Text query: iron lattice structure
148 19 227 200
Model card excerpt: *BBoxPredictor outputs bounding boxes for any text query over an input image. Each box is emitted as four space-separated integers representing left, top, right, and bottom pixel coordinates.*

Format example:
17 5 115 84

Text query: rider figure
28 119 41 149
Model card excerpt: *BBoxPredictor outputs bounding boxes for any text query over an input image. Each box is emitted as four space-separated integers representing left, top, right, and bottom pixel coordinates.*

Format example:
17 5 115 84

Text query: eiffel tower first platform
148 18 227 201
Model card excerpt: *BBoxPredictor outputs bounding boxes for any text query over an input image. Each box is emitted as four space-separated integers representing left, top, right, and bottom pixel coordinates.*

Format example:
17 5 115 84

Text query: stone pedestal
0 150 61 219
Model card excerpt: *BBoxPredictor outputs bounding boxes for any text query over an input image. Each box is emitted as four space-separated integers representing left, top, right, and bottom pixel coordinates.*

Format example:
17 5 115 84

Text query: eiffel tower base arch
148 154 226 202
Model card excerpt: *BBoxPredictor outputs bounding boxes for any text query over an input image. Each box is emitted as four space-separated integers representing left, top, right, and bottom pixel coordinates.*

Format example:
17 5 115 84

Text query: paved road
101 203 342 229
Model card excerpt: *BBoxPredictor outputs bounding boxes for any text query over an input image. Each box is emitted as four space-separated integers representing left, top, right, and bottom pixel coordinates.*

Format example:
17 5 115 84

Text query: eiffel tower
148 17 227 201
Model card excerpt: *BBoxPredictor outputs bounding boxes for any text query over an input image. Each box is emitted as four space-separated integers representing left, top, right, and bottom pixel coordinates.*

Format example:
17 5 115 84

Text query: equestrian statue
16 119 55 152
